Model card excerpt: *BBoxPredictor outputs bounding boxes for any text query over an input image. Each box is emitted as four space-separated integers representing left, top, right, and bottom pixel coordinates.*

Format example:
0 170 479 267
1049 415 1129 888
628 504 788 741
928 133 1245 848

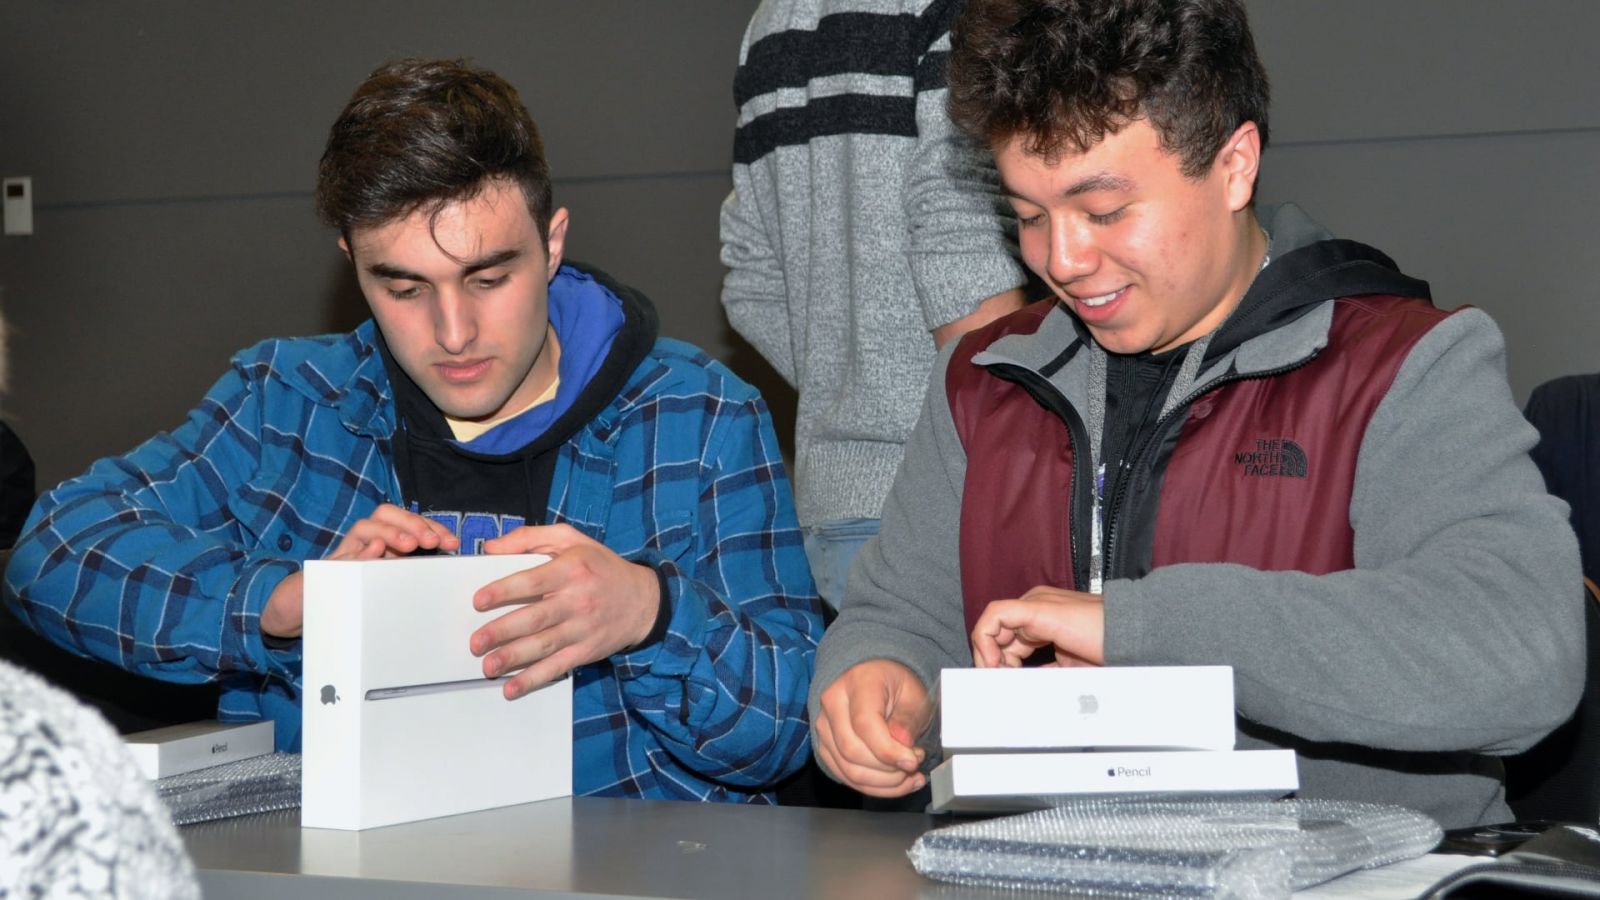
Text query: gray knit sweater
0 660 199 898
720 0 1027 527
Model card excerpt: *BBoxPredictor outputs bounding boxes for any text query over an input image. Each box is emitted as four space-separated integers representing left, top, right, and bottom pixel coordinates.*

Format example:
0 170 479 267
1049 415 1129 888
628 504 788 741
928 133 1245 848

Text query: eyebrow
1062 172 1136 197
1002 171 1136 201
366 248 524 282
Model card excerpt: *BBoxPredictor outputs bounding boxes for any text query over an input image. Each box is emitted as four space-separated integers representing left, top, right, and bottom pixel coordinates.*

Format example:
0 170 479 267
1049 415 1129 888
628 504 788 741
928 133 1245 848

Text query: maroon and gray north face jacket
810 204 1584 829
949 242 1444 634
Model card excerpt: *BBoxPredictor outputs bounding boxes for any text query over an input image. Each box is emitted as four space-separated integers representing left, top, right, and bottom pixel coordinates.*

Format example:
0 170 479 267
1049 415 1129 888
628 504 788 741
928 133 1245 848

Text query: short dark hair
949 0 1270 178
315 59 555 245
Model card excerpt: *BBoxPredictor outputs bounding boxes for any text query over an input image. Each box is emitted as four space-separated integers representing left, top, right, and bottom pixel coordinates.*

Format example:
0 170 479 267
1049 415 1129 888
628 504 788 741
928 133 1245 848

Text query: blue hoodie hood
457 265 626 456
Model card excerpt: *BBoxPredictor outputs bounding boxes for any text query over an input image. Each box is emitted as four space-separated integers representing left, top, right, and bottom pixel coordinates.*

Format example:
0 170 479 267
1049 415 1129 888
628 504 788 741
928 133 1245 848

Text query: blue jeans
802 517 880 613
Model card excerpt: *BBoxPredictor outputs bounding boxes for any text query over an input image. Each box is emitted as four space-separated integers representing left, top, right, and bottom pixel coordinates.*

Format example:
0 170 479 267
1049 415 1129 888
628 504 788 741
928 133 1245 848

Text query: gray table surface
182 797 988 899
183 797 1457 899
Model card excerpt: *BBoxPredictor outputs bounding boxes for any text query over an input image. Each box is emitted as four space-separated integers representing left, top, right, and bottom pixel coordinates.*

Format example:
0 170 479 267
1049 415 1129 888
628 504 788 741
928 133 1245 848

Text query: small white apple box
124 719 274 780
940 666 1237 754
930 748 1299 813
301 554 572 830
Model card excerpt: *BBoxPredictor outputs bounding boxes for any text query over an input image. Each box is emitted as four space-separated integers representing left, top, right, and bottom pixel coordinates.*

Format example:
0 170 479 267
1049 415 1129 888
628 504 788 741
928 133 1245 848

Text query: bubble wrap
908 798 1442 898
155 752 302 826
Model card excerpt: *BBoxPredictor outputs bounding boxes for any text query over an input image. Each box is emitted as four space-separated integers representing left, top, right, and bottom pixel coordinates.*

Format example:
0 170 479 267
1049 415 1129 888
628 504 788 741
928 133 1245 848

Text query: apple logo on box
1078 694 1098 714
321 684 340 705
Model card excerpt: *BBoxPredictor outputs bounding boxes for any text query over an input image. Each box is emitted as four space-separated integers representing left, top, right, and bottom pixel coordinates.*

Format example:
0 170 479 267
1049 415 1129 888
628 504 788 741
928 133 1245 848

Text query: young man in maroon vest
809 0 1583 828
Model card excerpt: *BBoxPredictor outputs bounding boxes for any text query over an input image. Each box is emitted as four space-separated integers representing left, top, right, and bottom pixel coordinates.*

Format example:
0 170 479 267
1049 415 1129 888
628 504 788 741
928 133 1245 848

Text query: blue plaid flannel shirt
4 320 822 802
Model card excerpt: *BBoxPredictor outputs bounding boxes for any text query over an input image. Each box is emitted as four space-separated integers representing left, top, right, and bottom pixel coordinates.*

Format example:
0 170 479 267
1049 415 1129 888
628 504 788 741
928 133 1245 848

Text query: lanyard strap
1084 333 1212 592
1082 233 1271 592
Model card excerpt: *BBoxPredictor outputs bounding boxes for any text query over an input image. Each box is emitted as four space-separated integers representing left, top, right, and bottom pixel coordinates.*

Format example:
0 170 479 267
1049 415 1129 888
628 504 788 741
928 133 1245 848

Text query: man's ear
1218 122 1262 212
337 235 353 262
544 208 570 280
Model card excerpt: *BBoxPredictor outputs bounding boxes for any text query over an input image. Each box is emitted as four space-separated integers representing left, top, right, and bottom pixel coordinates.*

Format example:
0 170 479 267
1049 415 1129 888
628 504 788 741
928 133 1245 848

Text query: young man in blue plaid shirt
3 59 823 803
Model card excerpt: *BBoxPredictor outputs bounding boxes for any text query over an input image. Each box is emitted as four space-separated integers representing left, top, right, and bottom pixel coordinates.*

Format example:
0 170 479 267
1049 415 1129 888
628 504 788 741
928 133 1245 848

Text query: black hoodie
376 263 659 543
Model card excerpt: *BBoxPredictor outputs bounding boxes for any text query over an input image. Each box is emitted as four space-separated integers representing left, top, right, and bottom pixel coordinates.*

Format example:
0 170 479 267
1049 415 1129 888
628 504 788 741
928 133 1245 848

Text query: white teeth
1078 289 1122 308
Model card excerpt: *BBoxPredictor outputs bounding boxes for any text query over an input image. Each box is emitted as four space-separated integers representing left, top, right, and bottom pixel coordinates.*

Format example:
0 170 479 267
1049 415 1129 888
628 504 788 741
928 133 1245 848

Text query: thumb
885 714 927 769
885 688 930 754
886 718 917 749
485 524 574 556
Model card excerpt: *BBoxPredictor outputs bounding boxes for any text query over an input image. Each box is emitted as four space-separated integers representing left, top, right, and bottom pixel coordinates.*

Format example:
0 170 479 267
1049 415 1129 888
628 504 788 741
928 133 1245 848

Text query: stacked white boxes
931 666 1298 813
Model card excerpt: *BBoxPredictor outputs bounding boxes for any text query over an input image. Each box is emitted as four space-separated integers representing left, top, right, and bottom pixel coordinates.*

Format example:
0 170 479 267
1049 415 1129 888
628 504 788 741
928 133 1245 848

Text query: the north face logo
1234 438 1308 478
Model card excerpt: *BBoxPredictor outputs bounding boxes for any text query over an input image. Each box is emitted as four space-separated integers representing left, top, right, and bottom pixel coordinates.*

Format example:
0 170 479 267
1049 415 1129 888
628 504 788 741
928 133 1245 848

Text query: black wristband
261 632 300 652
631 563 674 651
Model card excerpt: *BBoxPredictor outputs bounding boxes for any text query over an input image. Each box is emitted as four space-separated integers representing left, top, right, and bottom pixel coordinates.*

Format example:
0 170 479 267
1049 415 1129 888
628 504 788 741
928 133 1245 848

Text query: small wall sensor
3 177 34 236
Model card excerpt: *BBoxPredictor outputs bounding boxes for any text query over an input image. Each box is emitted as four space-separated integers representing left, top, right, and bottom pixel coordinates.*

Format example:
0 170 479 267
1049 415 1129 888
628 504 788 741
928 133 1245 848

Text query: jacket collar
974 283 1339 408
276 320 397 439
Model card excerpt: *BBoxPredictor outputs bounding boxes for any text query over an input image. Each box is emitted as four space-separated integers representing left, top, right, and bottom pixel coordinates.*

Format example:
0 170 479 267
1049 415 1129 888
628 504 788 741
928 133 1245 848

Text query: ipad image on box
363 675 512 702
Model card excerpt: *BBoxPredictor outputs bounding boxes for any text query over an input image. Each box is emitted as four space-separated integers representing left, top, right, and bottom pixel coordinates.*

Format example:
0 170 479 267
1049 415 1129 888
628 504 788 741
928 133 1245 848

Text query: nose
1045 218 1100 285
433 289 477 356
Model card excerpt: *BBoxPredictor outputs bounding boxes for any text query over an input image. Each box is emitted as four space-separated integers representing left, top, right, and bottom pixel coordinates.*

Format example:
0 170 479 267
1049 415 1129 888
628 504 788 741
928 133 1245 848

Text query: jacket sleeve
809 342 973 728
904 7 1027 330
2 359 300 686
609 390 822 788
1106 309 1585 755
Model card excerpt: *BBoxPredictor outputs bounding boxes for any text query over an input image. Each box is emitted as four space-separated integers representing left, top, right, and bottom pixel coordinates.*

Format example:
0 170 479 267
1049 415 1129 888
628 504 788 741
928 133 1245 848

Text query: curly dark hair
948 0 1269 178
315 59 554 245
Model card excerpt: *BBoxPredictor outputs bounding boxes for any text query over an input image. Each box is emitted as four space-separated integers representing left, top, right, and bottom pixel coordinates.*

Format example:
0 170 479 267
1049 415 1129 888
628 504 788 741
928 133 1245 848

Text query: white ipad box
123 720 274 780
929 748 1299 814
939 666 1238 753
302 553 573 830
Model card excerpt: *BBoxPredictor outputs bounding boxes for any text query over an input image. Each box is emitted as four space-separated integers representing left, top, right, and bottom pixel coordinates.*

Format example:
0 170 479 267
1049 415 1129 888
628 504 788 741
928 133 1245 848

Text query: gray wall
1 1 1596 490
0 1 769 489
1249 1 1600 417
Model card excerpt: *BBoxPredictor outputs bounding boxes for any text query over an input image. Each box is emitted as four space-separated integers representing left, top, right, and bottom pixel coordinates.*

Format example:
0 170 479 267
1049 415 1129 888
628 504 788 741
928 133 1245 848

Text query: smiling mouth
1074 287 1127 308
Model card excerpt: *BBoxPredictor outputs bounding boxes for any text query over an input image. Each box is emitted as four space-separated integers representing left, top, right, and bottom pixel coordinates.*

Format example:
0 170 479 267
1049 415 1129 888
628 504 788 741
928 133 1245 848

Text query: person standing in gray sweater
720 0 1029 610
